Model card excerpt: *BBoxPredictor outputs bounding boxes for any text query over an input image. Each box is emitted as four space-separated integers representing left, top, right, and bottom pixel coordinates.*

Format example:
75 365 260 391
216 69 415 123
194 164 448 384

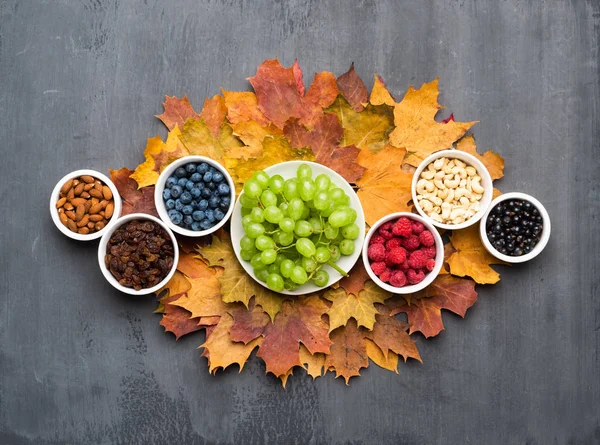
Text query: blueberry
198 199 208 210
206 209 215 223
203 171 213 182
190 172 202 183
166 176 178 188
197 163 209 174
177 178 188 187
196 182 205 190
175 167 187 178
185 163 197 173
214 208 225 221
182 205 194 215
162 188 172 200
180 191 192 204
207 196 218 208
175 199 184 212
168 210 183 225
220 196 231 208
183 215 194 226
191 221 202 231
171 185 182 198
213 171 224 183
201 188 212 198
200 219 212 230
190 187 201 199
206 182 215 191
190 200 199 209
165 199 176 210
217 183 230 196
193 210 205 221
185 181 195 191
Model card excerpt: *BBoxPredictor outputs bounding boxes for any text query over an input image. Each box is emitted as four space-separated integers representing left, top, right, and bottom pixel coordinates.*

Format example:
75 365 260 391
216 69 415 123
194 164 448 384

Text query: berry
386 247 407 265
205 210 215 222
190 187 201 199
170 185 182 198
180 191 192 204
183 215 193 226
191 221 202 231
399 260 411 271
208 196 219 208
392 217 412 237
213 172 224 183
379 226 394 240
203 171 213 182
403 235 420 251
385 238 402 250
166 176 178 188
379 268 392 283
192 210 205 221
185 181 195 191
182 205 193 215
177 178 188 187
198 199 208 211
185 163 197 173
421 245 437 259
369 235 385 245
408 250 428 269
411 221 425 235
407 269 425 284
201 188 211 198
380 222 393 231
162 189 171 200
190 173 202 183
218 183 230 196
168 210 183 225
419 230 435 247
371 261 387 276
425 258 436 272
389 270 407 287
214 208 225 221
174 199 184 212
175 167 187 178
197 163 209 174
367 243 386 262
165 199 175 210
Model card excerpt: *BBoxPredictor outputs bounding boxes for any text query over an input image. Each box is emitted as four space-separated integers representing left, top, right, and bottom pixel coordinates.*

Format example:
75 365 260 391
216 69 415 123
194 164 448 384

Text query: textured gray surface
1 0 599 444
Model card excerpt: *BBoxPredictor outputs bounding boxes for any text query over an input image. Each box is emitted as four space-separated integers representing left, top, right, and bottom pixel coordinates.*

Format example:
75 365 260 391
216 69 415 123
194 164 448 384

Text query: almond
102 186 113 200
95 221 106 231
77 227 90 234
67 219 78 232
89 214 104 222
67 188 75 200
74 182 84 196
89 188 103 199
99 200 109 209
77 214 89 228
84 183 94 191
80 191 90 199
70 198 86 207
59 212 69 226
87 221 96 230
66 210 76 220
64 202 74 211
104 202 114 219
60 179 73 194
89 203 104 214
81 175 95 184
84 200 92 212
94 181 103 192
56 197 66 208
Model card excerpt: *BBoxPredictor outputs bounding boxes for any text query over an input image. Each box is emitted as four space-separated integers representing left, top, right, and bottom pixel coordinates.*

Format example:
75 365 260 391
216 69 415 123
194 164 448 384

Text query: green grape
253 170 270 189
279 202 289 216
240 193 259 208
240 206 252 216
298 179 317 201
308 217 322 232
305 199 315 209
283 178 299 200
339 194 350 206
294 220 313 237
255 268 269 282
251 253 266 270
240 235 255 251
300 206 310 220
320 202 336 217
243 179 262 199
296 238 316 257
267 263 280 275
313 269 329 287
283 279 299 291
261 249 277 264
324 222 339 240
340 239 355 256
290 266 308 284
255 235 275 251
274 253 287 267
268 174 285 194
250 207 264 223
280 259 295 278
272 231 282 245
260 190 278 207
266 273 285 292
301 256 317 273
240 248 256 261
288 198 305 220
297 164 313 180
329 245 341 261
328 187 345 203
279 217 295 233
341 223 360 240
328 209 353 228
313 190 329 210
264 206 283 224
278 231 294 246
348 208 357 224
315 246 331 263
263 221 276 232
245 222 265 238
242 214 253 228
315 173 331 191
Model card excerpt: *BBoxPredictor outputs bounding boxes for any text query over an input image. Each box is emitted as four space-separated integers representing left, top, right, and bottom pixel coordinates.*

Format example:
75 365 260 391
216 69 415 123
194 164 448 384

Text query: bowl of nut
97 213 179 295
154 156 235 237
50 169 122 241
411 150 493 230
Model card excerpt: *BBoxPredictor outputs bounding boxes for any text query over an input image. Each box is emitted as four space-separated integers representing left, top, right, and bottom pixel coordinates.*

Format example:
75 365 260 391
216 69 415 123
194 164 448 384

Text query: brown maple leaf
365 305 421 362
156 95 201 131
159 292 202 340
229 297 271 344
325 319 369 385
337 63 368 112
109 168 158 217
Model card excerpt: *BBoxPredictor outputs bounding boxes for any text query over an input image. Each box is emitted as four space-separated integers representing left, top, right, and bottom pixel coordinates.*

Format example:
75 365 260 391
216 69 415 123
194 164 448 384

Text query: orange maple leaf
199 94 227 138
369 74 395 107
156 95 201 131
325 319 369 385
159 292 202 340
456 135 505 181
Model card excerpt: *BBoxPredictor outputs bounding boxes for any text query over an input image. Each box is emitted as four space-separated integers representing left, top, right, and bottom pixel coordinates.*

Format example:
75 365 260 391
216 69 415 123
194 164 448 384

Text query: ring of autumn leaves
109 59 506 386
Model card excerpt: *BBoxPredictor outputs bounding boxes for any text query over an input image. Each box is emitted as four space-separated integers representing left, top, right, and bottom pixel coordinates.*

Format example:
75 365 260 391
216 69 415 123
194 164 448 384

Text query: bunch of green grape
238 164 361 292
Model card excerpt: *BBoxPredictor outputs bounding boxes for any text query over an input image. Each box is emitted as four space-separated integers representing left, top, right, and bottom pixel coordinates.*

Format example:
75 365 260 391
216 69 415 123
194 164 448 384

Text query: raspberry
408 250 428 269
370 261 386 276
411 221 425 235
380 222 393 231
419 230 435 247
386 247 407 265
392 217 413 238
389 270 407 287
385 237 403 250
421 245 436 259
369 234 385 245
407 269 425 284
403 234 421 251
399 260 410 271
425 258 436 272
367 243 386 262
379 226 394 240
379 268 392 283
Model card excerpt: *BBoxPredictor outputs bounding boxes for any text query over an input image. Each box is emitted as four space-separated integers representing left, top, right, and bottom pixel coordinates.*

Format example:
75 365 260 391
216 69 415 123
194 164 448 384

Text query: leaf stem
327 260 348 277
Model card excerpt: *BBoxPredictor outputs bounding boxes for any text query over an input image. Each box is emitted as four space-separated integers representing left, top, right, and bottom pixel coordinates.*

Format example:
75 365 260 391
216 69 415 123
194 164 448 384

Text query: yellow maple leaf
447 225 508 284
369 74 395 107
178 119 244 163
230 120 283 159
154 270 191 313
389 78 476 166
171 276 226 319
222 89 270 127
298 345 325 379
456 135 505 181
356 145 414 227
365 338 398 373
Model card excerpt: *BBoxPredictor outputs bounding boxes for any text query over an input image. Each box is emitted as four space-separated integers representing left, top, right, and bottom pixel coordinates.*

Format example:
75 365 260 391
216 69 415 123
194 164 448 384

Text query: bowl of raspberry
363 213 444 294
154 156 235 237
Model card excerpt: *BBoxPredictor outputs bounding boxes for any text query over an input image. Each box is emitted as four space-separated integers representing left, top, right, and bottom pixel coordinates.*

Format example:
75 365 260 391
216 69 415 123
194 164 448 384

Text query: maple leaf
229 297 271 344
197 234 285 320
299 345 326 379
355 145 413 227
248 58 338 128
200 313 261 374
160 292 202 340
109 168 158 217
155 270 192 313
456 135 505 181
325 319 369 385
365 339 398 373
389 275 478 338
326 95 394 153
221 89 269 126
284 114 366 183
336 63 368 112
440 113 455 124
365 305 421 362
178 119 245 163
200 94 227 137
447 225 507 284
171 275 226 319
230 120 280 160
156 95 200 131
389 79 477 166
369 74 395 107
257 295 332 378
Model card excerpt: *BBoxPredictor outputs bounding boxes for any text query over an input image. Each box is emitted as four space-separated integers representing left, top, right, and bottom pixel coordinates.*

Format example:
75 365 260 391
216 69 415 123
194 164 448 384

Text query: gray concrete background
1 1 599 444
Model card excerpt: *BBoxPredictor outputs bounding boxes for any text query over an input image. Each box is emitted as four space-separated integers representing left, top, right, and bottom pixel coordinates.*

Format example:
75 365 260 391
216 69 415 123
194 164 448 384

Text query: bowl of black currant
479 192 551 263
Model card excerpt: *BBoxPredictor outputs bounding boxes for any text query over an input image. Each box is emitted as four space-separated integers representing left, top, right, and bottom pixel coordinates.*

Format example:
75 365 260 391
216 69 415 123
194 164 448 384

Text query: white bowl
362 212 444 294
412 149 493 231
50 169 122 241
230 161 366 296
97 213 179 295
154 156 236 237
479 192 551 263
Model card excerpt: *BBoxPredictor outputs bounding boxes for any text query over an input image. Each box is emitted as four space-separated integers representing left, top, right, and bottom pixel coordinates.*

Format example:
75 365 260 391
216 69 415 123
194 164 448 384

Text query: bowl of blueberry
154 156 235 237
479 192 551 263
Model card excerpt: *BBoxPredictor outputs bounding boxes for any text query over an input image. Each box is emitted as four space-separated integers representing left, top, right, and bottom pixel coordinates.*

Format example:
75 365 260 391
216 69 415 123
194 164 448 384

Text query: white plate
230 161 366 296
